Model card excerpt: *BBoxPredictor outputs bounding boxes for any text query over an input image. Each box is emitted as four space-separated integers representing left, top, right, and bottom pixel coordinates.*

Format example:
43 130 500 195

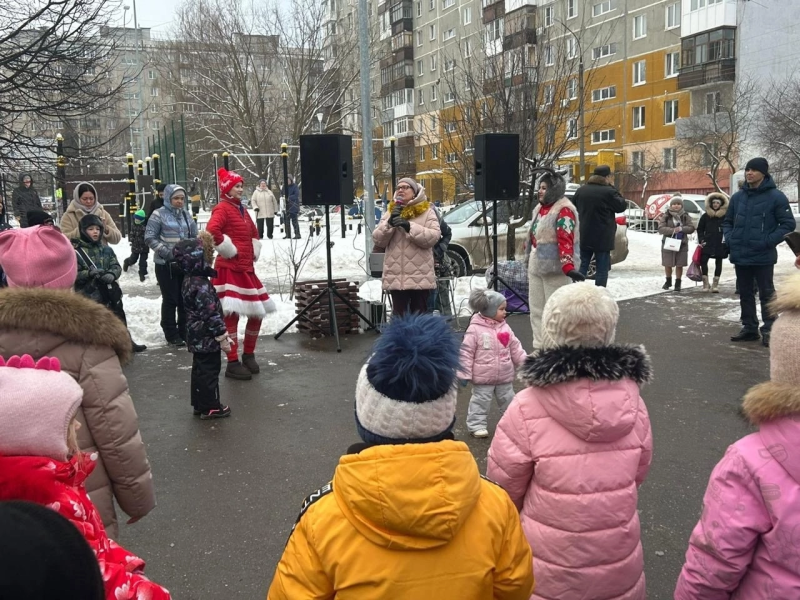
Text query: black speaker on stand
474 133 528 312
274 134 376 352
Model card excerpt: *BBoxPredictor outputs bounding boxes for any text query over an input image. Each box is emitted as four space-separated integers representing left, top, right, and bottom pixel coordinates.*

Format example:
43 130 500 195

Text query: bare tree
755 75 800 198
618 144 664 203
0 0 130 170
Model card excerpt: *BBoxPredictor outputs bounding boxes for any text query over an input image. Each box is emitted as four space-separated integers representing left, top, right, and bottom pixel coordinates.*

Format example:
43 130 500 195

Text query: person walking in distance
657 195 695 292
696 192 729 292
723 157 795 347
11 173 42 228
573 165 627 287
251 179 279 239
123 209 149 282
282 175 301 239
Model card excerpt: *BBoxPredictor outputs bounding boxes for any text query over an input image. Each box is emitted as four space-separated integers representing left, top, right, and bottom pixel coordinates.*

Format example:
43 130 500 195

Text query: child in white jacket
459 289 527 438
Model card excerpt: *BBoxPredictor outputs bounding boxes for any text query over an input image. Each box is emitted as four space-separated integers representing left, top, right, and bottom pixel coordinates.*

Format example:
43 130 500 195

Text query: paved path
120 282 767 599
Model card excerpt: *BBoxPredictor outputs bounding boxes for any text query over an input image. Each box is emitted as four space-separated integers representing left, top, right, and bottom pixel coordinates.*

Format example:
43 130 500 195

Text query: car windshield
443 200 481 224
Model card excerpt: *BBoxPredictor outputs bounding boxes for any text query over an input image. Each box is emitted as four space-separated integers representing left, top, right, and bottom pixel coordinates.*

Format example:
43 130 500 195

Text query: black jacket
433 206 451 263
573 175 627 252
697 192 729 259
11 173 42 228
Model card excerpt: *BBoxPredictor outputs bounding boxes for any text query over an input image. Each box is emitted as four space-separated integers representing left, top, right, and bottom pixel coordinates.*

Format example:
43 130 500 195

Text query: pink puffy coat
487 345 653 600
675 380 800 600
459 313 527 385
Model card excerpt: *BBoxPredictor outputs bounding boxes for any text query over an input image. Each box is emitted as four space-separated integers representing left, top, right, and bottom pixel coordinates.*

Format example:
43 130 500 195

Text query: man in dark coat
145 183 167 221
281 175 301 239
11 174 42 228
723 157 795 347
573 165 627 287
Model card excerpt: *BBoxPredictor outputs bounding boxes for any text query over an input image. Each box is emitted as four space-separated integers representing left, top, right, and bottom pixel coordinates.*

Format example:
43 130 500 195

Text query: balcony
678 58 735 90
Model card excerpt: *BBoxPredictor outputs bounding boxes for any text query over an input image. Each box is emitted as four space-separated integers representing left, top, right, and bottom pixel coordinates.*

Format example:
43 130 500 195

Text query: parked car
444 199 628 277
624 199 647 230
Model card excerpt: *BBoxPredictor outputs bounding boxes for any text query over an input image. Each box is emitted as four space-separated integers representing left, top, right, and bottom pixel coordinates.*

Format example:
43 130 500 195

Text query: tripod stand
486 199 529 312
274 204 377 352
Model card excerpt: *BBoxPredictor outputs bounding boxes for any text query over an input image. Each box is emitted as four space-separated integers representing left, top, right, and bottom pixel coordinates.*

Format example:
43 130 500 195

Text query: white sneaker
470 428 489 438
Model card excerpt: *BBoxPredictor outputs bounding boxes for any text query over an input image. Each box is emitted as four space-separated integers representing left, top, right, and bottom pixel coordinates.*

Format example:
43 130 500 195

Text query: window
148 70 157 80
633 14 646 39
464 39 472 57
567 37 578 59
431 86 438 101
592 43 617 59
429 24 436 40
150 87 158 97
544 6 554 27
633 60 646 85
431 144 439 159
430 54 437 71
443 0 454 7
567 0 577 19
545 45 555 66
444 58 456 71
462 6 471 25
420 146 426 161
591 85 616 101
416 1 421 16
690 0 720 9
150 104 159 114
681 28 736 68
445 91 456 103
429 0 434 8
665 51 679 77
486 18 503 43
416 30 422 46
446 152 457 163
151 120 161 131
107 118 118 130
592 0 613 17
544 84 555 105
663 148 677 170
567 78 578 99
631 151 644 170
705 91 721 114
417 59 424 75
445 120 457 132
632 106 645 129
666 2 680 29
664 99 679 124
592 129 616 144
567 118 578 139
418 89 424 105
443 28 455 41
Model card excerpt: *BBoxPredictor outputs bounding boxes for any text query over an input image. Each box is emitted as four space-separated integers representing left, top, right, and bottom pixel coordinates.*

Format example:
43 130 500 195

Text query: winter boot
225 360 252 381
711 277 720 293
130 332 146 353
674 279 682 292
702 276 710 292
139 273 146 283
662 277 672 290
122 258 131 272
200 405 231 420
241 353 260 374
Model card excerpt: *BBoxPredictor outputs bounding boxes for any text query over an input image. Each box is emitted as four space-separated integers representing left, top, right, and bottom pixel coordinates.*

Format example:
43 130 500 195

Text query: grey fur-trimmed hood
539 173 567 206
520 344 653 387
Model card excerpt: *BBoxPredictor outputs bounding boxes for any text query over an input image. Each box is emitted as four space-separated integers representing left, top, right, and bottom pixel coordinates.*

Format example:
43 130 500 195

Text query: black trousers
390 290 430 317
256 217 275 239
284 212 300 237
735 264 776 333
700 256 723 277
154 262 186 340
191 351 222 412
126 248 149 276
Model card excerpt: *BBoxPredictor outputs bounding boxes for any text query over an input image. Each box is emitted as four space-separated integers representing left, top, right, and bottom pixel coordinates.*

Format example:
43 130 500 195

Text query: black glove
388 207 403 228
99 272 116 284
566 269 585 283
395 219 410 232
89 267 101 278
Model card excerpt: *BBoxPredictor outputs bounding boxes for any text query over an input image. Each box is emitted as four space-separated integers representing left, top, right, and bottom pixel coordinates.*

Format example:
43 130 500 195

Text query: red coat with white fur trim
206 198 261 272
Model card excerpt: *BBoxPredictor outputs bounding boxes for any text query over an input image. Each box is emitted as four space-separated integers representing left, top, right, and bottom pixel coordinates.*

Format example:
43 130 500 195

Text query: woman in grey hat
657 194 695 291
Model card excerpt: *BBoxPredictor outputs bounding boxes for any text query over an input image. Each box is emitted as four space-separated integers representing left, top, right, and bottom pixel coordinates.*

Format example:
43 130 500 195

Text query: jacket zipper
761 213 765 233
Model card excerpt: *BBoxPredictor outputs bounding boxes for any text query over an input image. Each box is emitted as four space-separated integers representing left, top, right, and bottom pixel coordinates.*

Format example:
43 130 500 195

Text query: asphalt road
120 282 767 599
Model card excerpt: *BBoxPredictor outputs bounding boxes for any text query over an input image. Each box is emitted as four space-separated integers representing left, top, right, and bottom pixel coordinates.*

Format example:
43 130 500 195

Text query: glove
459 379 469 388
89 267 101 278
566 269 585 283
99 272 116 284
216 334 232 353
395 219 410 232
388 207 403 228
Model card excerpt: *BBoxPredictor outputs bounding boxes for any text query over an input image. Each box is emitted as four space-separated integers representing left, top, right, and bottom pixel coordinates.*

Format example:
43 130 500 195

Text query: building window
592 43 617 60
429 24 436 40
705 91 721 114
417 59 424 75
544 84 555 105
443 28 455 41
567 118 578 140
416 1 421 16
431 144 439 159
631 151 644 170
664 99 679 124
544 6 554 27
420 146 426 161
462 6 471 25
663 147 677 170
633 60 646 85
150 87 158 97
690 0 720 9
591 85 616 102
148 70 156 80
567 37 578 59
681 28 736 68
591 129 616 144
567 0 577 19
633 14 646 40
430 54 437 71
545 45 555 66
443 0 454 7
486 18 503 42
429 0 434 9
444 58 456 71
666 2 680 29
431 85 438 101
632 106 645 129
416 30 422 46
418 89 424 105
464 39 472 57
592 0 613 17
445 120 457 132
446 152 457 163
445 91 456 103
567 78 578 99
665 51 679 77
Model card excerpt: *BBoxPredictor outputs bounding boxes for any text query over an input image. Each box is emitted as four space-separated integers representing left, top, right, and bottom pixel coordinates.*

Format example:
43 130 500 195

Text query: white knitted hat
540 282 619 349
0 355 83 461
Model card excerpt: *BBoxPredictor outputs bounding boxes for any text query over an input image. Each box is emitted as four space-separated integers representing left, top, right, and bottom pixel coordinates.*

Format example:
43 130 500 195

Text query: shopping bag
686 260 703 282
692 245 703 264
663 236 682 252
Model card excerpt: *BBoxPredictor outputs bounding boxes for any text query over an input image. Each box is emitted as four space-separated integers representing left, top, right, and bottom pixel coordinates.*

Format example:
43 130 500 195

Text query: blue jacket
722 176 795 266
282 183 300 215
145 203 198 265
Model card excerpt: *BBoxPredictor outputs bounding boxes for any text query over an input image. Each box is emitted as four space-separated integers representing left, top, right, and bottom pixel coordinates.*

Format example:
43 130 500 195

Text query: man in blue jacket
282 175 301 239
722 157 795 347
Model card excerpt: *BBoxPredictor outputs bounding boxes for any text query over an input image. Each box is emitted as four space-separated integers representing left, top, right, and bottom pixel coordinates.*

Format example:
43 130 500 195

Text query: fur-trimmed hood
520 344 652 387
0 287 131 363
586 174 610 186
704 192 729 218
743 382 800 424
539 173 567 206
770 272 800 315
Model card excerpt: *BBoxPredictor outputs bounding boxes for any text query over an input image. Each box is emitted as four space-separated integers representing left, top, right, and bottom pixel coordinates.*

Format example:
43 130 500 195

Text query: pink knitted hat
0 227 77 289
0 355 83 461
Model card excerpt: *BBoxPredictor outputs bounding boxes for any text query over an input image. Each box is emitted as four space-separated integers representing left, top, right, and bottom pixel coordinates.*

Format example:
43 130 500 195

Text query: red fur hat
217 167 243 197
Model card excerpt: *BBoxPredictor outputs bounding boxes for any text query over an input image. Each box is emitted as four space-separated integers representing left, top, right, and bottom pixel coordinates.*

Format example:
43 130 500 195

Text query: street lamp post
316 112 324 134
123 1 147 161
558 20 585 183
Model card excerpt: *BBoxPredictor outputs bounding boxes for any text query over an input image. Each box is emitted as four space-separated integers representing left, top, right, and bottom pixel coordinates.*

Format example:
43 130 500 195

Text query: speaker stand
274 205 377 352
486 199 529 313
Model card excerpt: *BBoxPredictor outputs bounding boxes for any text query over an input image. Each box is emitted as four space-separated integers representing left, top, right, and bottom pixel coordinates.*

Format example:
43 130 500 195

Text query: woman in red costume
206 168 276 380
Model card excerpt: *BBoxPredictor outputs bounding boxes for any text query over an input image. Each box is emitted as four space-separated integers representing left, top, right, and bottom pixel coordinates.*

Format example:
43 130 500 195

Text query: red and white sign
645 194 673 220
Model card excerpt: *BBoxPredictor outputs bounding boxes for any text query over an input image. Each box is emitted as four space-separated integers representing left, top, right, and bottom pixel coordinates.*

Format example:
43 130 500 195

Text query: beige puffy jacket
373 192 440 291
60 182 122 245
0 287 156 539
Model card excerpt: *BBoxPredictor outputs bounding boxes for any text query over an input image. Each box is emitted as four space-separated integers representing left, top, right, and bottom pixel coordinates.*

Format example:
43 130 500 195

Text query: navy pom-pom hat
355 314 461 445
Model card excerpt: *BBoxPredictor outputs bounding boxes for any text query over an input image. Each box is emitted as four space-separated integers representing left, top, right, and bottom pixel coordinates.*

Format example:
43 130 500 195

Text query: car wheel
445 248 468 278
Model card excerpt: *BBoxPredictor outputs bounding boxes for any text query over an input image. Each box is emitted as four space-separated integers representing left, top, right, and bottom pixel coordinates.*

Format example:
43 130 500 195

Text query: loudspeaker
299 134 353 206
474 133 519 201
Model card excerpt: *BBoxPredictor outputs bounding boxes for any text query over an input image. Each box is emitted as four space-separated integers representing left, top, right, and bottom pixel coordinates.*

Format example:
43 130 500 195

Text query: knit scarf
387 199 430 220
69 198 101 216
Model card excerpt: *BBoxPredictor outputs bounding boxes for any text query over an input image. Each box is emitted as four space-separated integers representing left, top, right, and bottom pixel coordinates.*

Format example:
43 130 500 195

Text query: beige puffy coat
251 188 279 218
0 287 156 539
372 193 440 291
60 182 122 245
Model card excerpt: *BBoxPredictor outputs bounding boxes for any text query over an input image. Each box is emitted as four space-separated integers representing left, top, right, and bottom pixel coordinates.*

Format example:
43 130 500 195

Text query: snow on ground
114 212 799 348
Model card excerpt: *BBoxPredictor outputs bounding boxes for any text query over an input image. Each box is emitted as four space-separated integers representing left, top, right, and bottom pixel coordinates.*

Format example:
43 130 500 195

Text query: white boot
702 276 710 292
711 276 720 293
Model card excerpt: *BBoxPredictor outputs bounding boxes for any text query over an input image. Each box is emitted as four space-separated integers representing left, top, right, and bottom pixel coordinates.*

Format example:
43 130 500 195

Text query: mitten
216 333 232 353
566 269 585 283
99 272 116 284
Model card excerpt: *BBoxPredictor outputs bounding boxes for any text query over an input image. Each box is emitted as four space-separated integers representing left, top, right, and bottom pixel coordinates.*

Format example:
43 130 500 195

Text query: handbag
692 245 703 264
686 260 703 282
663 235 682 252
